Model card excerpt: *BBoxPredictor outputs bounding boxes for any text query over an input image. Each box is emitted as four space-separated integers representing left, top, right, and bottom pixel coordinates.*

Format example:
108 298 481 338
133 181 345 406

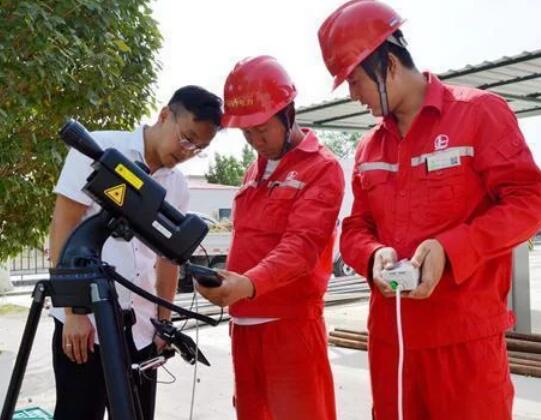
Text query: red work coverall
341 73 541 419
227 129 344 420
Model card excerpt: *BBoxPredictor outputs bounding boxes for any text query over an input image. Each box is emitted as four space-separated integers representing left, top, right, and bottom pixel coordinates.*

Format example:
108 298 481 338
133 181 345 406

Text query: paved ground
1 247 541 419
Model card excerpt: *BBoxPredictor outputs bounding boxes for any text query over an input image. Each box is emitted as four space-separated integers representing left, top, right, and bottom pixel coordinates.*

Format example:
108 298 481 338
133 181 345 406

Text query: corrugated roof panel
298 49 541 131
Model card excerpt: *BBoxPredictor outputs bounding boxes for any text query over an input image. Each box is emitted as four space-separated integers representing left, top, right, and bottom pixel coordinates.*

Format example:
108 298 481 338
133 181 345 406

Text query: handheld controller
381 259 420 291
150 318 210 366
185 263 223 288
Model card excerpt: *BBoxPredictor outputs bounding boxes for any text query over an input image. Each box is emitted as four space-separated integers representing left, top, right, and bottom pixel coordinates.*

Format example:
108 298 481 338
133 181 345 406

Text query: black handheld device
185 262 223 288
150 318 210 366
59 119 209 265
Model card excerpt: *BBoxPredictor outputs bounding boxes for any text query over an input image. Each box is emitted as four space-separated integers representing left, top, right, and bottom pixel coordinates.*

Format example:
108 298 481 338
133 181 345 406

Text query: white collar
132 125 173 176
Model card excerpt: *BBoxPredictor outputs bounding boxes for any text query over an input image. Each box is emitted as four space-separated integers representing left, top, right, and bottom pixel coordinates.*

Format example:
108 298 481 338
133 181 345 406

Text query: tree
205 154 246 187
205 144 256 187
241 143 256 169
0 1 162 261
317 130 362 158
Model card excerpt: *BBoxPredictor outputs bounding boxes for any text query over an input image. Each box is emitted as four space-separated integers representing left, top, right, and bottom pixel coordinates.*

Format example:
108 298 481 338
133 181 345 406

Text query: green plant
206 144 256 186
0 0 162 261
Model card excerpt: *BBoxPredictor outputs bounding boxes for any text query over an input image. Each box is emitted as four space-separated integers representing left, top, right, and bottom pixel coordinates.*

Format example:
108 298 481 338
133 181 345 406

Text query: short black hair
371 30 416 70
358 30 416 84
168 85 223 128
386 31 415 69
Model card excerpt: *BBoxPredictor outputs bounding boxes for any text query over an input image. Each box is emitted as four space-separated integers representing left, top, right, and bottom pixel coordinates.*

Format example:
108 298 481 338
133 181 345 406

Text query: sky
146 0 541 175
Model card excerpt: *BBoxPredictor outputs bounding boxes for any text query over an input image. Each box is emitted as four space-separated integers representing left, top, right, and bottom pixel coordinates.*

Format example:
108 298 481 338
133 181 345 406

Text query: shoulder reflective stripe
358 162 399 173
410 146 475 167
267 179 306 190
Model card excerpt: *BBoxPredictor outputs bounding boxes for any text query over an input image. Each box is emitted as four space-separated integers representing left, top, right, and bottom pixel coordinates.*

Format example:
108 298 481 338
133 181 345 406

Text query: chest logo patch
434 134 449 151
285 171 298 181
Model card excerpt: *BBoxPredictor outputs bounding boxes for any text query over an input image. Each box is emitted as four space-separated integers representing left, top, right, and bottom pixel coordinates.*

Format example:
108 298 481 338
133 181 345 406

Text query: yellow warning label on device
105 184 126 207
115 164 143 190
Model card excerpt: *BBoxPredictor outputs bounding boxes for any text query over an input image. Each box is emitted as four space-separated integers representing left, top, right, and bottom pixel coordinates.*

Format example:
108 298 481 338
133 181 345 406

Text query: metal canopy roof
297 49 541 132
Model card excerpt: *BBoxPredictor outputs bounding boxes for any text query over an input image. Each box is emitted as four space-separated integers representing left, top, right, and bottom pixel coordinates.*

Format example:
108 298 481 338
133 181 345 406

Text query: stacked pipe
328 329 541 378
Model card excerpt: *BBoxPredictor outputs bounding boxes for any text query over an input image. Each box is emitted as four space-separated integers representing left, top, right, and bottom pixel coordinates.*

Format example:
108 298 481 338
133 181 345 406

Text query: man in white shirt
49 85 223 420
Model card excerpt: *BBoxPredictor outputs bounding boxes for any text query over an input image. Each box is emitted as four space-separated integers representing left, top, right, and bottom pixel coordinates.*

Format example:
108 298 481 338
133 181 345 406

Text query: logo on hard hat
226 97 254 109
389 17 400 27
434 134 449 151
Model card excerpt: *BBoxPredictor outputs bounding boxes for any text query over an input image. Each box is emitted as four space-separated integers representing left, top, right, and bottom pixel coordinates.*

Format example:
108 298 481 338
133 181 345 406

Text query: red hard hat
222 56 297 128
318 0 404 90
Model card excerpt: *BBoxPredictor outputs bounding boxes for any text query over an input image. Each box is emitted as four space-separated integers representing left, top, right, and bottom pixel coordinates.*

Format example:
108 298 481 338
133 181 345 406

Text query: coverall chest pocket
413 165 466 227
359 171 391 222
232 186 257 229
262 186 298 232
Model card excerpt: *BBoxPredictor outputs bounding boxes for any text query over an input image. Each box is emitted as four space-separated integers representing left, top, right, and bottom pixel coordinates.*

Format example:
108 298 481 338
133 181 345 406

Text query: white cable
396 287 404 420
188 289 200 420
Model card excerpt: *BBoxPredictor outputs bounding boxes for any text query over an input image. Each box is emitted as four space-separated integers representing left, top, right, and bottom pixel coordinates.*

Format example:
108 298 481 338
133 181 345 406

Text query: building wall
338 158 355 222
188 188 238 220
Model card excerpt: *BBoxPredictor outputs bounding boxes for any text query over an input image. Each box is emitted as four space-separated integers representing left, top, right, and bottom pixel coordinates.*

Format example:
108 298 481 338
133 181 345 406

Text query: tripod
0 210 217 420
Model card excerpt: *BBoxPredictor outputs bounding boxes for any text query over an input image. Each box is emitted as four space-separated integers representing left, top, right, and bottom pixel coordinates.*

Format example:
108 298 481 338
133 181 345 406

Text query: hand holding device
381 259 420 291
185 263 223 288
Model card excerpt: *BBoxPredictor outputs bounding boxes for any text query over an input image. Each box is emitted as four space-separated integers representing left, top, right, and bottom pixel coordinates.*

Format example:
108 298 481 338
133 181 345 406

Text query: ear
386 53 400 80
158 106 171 124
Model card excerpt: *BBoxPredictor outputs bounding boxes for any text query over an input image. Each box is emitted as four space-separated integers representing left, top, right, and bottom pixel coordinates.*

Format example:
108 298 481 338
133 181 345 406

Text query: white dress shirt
50 126 189 350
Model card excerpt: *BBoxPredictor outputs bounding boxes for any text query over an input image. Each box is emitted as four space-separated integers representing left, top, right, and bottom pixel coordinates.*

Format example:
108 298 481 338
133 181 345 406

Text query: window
218 208 232 221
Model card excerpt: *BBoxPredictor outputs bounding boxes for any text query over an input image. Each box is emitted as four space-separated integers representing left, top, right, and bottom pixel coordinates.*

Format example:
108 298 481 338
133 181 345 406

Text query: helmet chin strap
375 71 390 116
362 44 392 117
278 129 292 158
275 104 295 159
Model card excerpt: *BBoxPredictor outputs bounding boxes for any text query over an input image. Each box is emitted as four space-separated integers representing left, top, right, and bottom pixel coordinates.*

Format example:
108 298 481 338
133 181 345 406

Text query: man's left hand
408 239 446 299
195 270 255 307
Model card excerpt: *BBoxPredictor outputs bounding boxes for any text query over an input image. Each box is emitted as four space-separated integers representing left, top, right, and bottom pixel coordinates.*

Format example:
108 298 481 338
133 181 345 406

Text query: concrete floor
2 247 541 419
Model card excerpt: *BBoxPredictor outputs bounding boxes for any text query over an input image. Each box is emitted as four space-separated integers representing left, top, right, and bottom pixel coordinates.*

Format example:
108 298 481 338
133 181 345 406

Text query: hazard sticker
104 184 126 206
115 164 143 190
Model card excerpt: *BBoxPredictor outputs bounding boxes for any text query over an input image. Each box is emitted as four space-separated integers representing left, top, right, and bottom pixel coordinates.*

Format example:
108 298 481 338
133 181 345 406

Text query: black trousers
52 318 157 420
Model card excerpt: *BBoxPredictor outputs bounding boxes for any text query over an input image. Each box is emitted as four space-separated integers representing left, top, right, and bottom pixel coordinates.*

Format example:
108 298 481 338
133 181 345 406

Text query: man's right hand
62 313 95 364
372 247 398 298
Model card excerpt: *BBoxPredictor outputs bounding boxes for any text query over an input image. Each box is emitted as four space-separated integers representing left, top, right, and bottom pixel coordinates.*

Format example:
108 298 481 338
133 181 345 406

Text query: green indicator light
390 281 398 290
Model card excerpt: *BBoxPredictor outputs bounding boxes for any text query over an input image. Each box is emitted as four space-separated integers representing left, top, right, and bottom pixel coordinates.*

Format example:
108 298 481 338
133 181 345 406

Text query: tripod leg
0 281 48 420
91 281 140 420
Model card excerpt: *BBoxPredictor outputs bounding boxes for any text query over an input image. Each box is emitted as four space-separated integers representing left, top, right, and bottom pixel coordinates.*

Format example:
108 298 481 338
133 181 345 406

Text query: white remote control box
381 260 420 291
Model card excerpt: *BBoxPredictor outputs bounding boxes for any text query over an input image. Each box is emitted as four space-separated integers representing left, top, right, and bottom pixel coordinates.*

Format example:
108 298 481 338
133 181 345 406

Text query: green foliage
0 0 162 261
0 304 28 315
206 144 256 187
205 155 246 187
241 143 256 169
317 130 361 158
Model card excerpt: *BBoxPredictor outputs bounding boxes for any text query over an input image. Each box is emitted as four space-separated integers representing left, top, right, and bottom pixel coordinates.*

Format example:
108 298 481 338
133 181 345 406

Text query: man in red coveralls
318 1 541 419
196 56 343 420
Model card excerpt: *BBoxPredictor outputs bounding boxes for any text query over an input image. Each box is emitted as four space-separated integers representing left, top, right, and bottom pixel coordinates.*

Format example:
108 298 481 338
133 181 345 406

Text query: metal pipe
508 351 541 362
506 338 541 354
506 331 541 343
510 363 541 378
328 337 368 351
329 331 368 342
334 328 367 337
509 357 541 368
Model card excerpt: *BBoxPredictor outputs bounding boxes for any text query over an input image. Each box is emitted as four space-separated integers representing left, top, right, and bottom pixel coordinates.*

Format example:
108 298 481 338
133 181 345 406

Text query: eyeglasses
175 124 207 156
178 138 203 155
